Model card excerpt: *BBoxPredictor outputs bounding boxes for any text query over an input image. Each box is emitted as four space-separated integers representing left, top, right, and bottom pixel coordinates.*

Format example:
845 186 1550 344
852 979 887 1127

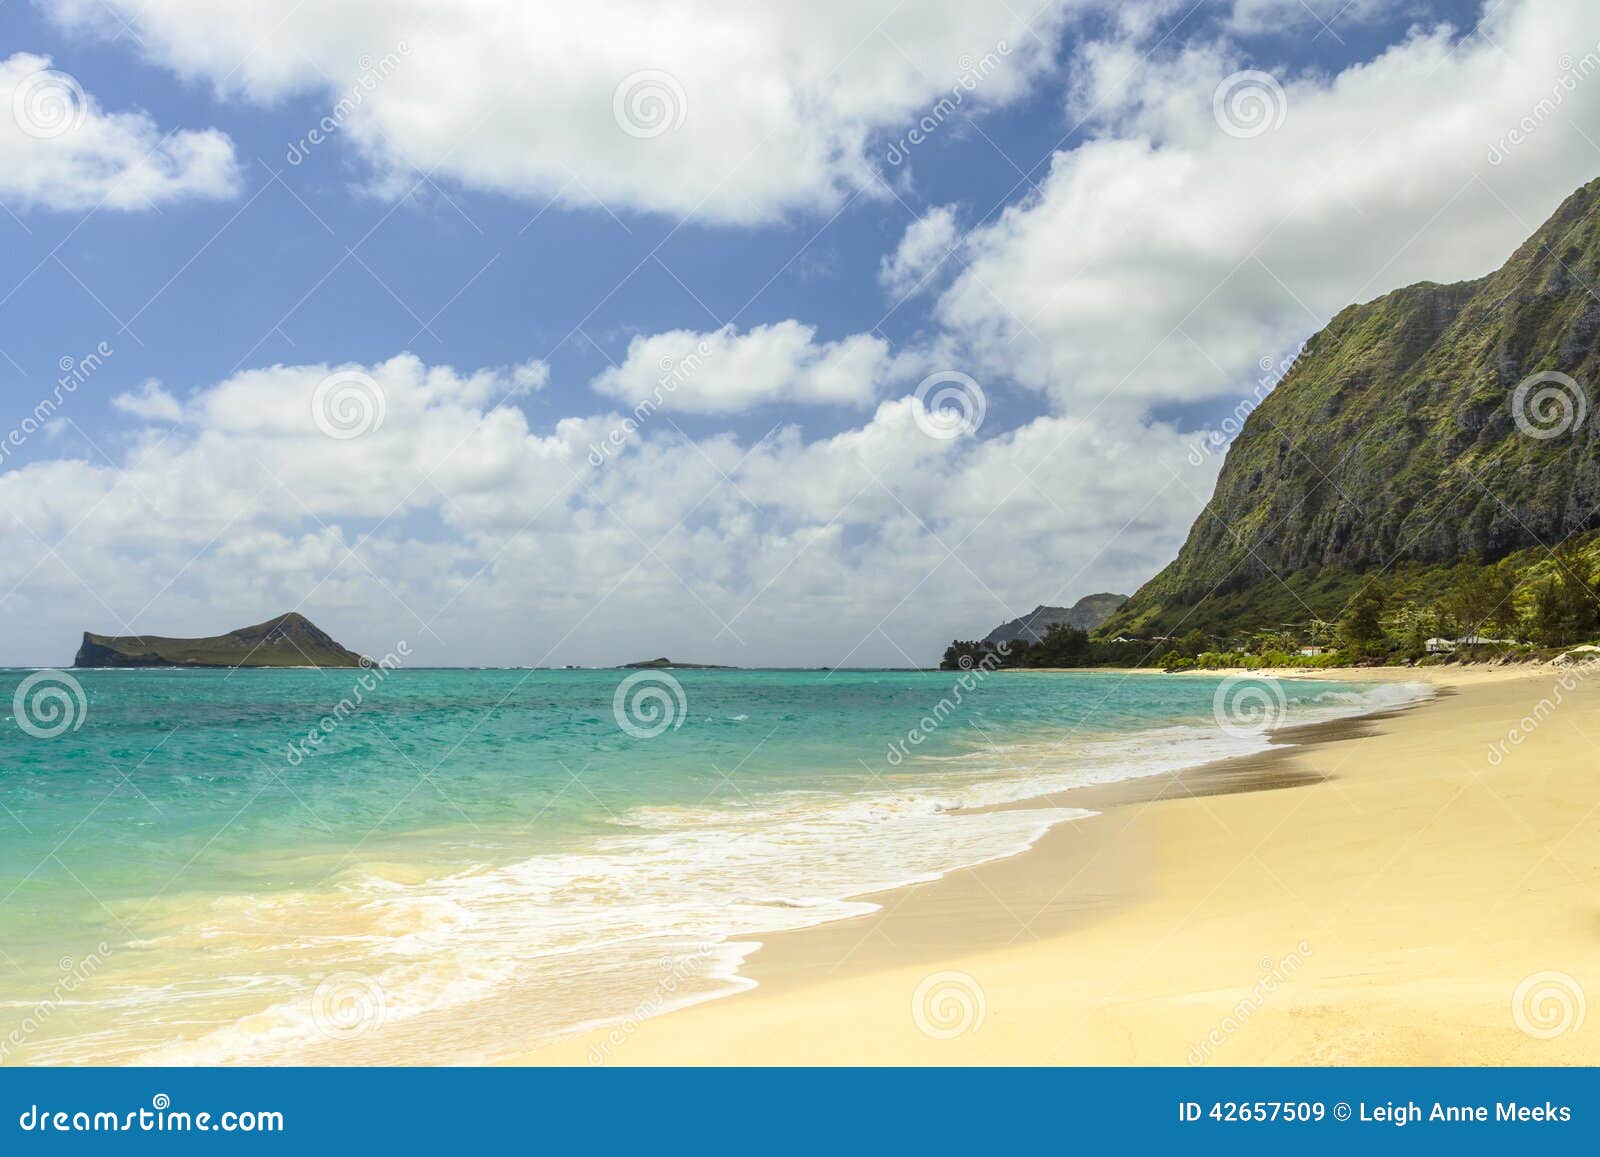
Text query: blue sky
1 0 1045 453
1 0 1479 452
0 0 1592 666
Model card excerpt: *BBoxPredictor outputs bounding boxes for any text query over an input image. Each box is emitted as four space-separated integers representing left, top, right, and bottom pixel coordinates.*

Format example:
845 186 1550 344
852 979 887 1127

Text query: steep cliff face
73 613 366 668
1106 177 1600 637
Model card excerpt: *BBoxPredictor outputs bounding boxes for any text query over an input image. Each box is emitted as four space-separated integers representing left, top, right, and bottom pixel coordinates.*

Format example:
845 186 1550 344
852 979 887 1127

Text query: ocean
0 666 1427 1065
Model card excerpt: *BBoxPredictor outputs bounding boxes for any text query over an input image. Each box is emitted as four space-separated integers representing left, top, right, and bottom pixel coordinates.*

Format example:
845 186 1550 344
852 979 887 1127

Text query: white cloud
937 0 1600 411
509 359 551 392
16 0 1595 670
879 205 961 299
590 322 902 414
0 352 1213 667
44 0 1071 223
0 52 238 211
111 380 184 422
1225 0 1392 35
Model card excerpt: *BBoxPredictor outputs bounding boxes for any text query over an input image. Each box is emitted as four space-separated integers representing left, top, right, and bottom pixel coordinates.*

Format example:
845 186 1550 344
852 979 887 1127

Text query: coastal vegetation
942 539 1600 671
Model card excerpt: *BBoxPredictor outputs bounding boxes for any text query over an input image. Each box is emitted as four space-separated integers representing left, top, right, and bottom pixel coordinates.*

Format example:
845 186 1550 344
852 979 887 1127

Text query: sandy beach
520 664 1600 1065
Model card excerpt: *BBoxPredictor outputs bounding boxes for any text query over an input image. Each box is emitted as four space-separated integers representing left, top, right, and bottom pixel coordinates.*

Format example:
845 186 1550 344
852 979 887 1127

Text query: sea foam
126 678 1431 1065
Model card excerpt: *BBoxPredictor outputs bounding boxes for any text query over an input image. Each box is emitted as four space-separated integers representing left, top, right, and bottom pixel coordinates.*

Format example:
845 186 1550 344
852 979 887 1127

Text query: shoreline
515 663 1598 1065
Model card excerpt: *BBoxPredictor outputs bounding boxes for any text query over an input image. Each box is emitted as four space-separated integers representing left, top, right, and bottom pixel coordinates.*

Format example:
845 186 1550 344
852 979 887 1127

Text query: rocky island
621 657 733 669
73 612 367 668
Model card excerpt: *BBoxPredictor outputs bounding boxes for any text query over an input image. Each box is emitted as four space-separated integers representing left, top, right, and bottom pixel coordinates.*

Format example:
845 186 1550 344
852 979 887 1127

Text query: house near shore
1425 635 1516 654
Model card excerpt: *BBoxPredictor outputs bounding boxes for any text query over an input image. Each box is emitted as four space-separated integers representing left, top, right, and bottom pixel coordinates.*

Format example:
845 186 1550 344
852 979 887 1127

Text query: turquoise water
0 666 1425 1064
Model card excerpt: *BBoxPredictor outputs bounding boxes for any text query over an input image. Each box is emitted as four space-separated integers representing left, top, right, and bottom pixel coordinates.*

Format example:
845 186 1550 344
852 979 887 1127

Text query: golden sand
518 665 1599 1065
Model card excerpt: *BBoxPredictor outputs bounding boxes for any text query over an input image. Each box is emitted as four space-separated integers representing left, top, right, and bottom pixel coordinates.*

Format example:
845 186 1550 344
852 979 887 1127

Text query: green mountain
74 613 366 668
1104 176 1600 641
982 594 1128 645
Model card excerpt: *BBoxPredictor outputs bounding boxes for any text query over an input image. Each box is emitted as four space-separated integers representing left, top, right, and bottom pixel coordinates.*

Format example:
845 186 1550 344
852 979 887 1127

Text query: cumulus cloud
1225 0 1393 35
43 0 1070 223
16 0 1597 671
879 205 961 299
0 352 1213 667
937 0 1600 412
590 322 905 414
0 51 238 211
111 380 184 423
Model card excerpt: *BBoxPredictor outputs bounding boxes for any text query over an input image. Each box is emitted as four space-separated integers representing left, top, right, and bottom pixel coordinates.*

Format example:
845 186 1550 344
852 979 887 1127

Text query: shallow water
0 666 1427 1064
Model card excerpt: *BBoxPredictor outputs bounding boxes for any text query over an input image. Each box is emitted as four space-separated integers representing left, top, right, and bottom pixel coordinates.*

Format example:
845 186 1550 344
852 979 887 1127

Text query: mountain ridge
982 594 1128 645
1102 175 1600 640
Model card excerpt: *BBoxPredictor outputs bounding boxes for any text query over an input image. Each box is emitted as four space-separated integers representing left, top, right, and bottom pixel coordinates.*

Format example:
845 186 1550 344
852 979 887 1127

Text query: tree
1390 600 1441 661
940 641 989 671
1338 582 1389 659
1442 559 1515 645
1027 623 1091 667
1157 649 1193 671
1527 542 1600 647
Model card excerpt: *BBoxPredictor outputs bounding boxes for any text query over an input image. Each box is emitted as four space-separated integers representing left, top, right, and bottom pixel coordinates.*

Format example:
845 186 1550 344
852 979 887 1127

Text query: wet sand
517 665 1599 1065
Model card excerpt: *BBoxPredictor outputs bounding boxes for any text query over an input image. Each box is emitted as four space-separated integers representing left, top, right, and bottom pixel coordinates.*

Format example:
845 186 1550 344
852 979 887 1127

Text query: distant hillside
74 613 366 668
983 594 1127 645
1103 176 1600 640
621 657 733 669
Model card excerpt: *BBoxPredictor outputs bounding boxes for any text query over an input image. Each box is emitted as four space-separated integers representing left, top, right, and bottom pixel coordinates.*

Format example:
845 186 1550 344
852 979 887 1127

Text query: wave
103 677 1432 1065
